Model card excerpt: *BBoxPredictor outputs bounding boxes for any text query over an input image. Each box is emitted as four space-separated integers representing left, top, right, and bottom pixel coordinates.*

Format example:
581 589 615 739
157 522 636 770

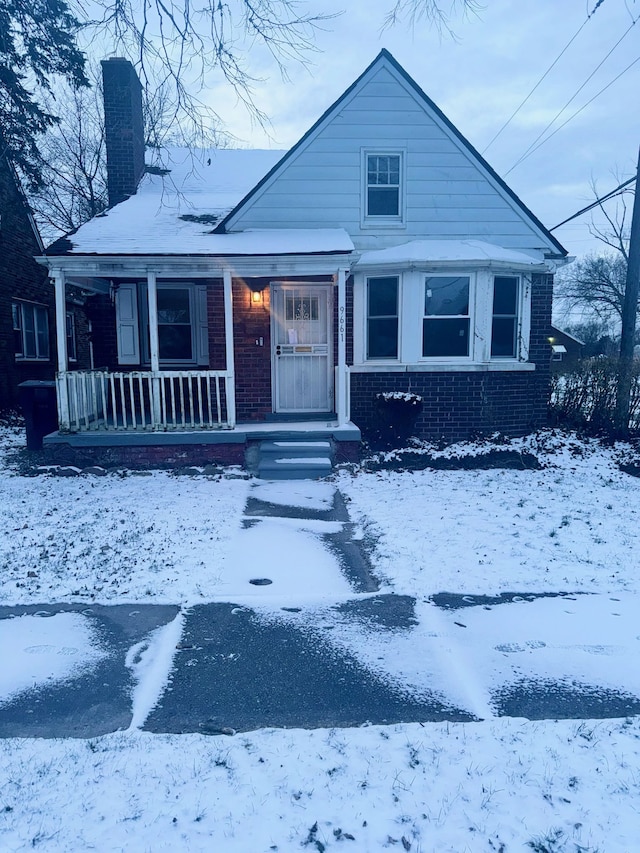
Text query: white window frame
140 282 197 366
361 149 406 228
13 300 50 362
353 268 533 369
66 311 77 363
421 273 475 363
490 275 523 360
365 274 401 362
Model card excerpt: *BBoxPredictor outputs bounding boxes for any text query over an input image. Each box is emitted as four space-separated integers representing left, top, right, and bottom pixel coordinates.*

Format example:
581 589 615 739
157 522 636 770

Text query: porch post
223 268 236 428
147 271 160 372
146 270 162 426
52 268 70 431
336 267 348 425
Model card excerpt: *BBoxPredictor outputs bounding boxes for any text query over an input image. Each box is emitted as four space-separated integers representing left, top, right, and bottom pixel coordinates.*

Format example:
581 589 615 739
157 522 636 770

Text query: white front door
271 284 333 413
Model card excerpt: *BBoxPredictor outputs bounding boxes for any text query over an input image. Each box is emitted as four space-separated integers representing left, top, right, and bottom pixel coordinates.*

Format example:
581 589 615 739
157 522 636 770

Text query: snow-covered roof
52 147 305 255
357 240 544 267
356 239 549 269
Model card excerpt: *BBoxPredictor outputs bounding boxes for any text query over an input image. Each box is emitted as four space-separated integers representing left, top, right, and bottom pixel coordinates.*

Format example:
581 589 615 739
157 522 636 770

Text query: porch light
250 288 264 307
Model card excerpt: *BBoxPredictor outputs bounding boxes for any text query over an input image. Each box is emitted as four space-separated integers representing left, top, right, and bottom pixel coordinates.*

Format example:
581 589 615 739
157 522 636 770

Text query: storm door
271 284 333 413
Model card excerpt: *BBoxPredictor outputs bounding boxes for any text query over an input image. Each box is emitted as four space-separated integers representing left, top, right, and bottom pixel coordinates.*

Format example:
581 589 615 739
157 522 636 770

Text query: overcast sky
199 0 640 260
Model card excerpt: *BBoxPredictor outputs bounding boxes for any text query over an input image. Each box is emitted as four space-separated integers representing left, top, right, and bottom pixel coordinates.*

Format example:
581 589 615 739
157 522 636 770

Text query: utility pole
615 146 640 435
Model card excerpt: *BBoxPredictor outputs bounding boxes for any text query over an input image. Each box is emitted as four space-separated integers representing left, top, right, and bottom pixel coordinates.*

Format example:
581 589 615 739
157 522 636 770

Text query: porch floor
43 420 361 448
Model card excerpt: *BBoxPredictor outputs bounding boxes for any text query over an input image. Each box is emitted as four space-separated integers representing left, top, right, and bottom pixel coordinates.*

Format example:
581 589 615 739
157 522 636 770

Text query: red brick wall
44 441 246 468
0 157 54 410
233 278 273 421
207 280 226 369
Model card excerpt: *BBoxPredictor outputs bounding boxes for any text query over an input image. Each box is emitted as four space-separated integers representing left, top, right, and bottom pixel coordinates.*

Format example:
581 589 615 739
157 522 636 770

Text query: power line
507 53 640 174
482 0 607 155
505 12 639 176
550 175 636 232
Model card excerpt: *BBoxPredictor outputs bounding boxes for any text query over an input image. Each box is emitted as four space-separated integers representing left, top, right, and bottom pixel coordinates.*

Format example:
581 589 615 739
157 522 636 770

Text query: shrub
549 357 640 434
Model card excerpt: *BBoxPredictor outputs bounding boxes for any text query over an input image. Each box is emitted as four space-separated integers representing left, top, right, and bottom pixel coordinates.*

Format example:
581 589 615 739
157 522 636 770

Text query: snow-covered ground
1 423 639 852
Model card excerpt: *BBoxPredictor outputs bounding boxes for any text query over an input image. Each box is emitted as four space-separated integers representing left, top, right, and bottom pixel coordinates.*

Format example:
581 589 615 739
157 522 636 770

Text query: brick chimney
101 58 145 208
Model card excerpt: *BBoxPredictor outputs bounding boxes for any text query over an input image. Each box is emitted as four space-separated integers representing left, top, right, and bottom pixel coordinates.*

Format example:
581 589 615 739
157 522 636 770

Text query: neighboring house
39 51 568 466
549 326 584 370
0 148 91 412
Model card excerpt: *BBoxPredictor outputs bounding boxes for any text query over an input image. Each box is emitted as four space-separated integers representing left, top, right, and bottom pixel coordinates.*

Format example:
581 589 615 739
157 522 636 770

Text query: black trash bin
18 381 59 451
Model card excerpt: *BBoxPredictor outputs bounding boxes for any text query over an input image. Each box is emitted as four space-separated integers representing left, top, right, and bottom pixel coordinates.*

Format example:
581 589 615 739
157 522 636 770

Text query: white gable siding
226 64 552 255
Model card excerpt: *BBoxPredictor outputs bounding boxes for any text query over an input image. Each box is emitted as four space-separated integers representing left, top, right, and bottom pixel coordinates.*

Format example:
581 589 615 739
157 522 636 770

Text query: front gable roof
218 50 567 259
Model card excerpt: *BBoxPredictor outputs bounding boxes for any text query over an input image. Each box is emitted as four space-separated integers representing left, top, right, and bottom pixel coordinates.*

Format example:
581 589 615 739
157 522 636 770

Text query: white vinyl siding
225 63 553 254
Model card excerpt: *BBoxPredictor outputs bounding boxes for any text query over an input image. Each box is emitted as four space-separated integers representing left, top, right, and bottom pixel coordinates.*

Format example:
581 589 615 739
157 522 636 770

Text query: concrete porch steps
257 440 334 480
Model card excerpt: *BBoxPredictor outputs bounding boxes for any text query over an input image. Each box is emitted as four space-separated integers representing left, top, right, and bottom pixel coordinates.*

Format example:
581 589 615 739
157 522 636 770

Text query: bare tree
555 253 629 326
30 80 107 241
83 0 338 131
555 179 636 328
30 64 231 242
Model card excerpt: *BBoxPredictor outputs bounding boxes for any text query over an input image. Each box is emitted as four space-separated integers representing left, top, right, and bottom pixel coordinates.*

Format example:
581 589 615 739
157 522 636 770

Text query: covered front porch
41 236 361 466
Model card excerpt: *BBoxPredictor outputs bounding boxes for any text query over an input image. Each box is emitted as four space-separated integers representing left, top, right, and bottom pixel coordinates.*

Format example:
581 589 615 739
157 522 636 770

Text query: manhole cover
249 578 273 586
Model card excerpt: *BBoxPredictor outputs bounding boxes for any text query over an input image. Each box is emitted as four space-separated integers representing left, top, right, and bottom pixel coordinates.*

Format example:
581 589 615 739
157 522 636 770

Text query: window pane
423 318 469 357
12 304 23 356
159 325 192 360
493 277 518 315
36 306 49 358
368 318 398 359
285 296 319 322
66 313 77 360
368 277 398 316
23 305 37 358
367 187 399 216
425 277 469 316
491 318 517 357
367 155 400 185
157 288 190 324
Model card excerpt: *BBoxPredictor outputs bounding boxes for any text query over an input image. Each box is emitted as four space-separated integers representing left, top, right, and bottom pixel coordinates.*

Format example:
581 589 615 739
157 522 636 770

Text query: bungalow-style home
39 50 568 472
0 149 89 412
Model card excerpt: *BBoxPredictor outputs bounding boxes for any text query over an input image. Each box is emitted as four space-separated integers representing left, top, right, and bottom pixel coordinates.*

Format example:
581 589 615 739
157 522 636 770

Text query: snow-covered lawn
1 423 639 852
336 431 640 596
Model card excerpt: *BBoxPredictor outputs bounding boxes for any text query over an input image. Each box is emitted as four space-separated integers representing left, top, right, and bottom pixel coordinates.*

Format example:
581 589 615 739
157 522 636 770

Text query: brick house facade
39 51 567 462
0 154 92 411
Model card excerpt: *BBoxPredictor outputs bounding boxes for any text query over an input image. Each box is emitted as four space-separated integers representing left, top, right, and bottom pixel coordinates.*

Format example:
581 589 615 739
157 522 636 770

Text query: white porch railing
56 370 234 432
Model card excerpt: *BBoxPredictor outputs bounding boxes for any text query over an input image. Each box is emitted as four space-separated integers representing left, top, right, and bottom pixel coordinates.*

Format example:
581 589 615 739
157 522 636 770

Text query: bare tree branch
383 0 483 36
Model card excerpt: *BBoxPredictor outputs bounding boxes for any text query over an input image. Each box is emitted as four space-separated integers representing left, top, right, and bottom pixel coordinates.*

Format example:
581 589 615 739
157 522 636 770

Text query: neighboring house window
66 312 77 362
491 276 519 358
12 301 50 360
366 154 401 218
422 276 470 358
367 276 399 359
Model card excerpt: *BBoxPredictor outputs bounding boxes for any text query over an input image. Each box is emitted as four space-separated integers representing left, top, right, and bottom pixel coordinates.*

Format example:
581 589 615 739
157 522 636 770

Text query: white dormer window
363 151 404 225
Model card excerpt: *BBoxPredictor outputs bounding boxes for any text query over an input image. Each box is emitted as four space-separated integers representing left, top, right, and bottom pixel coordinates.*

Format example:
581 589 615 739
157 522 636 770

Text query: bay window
357 267 532 367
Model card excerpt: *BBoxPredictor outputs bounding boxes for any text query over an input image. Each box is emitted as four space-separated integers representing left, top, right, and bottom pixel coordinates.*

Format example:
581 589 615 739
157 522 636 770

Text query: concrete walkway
1 480 639 738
